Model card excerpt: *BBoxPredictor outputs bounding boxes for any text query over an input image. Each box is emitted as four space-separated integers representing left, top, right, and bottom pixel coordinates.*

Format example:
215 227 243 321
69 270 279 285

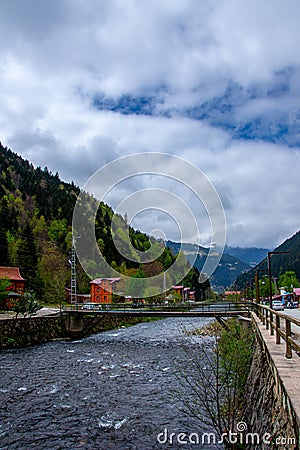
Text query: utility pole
70 235 77 310
268 251 290 310
255 268 268 303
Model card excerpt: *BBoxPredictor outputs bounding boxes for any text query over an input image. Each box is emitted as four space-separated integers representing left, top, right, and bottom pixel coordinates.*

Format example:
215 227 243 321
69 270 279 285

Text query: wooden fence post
285 318 292 359
276 315 280 344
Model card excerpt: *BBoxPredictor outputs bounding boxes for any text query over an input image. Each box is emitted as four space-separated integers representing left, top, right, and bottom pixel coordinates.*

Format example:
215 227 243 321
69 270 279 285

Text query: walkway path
253 313 300 423
0 307 60 320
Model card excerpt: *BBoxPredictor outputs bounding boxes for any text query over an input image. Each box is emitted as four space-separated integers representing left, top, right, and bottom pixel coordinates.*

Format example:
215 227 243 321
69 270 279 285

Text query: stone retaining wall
0 314 150 349
0 316 66 349
242 318 299 449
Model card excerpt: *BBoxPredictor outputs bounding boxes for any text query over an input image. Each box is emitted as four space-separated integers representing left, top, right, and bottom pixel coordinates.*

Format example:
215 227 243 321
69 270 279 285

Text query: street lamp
267 251 290 310
255 269 268 303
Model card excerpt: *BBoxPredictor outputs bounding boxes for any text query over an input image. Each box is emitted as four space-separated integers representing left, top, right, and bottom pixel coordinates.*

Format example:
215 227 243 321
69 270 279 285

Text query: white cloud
0 0 300 249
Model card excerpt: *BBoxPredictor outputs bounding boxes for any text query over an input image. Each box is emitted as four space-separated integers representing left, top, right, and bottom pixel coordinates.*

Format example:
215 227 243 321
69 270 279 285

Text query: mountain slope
166 241 251 292
0 142 205 302
233 231 300 290
225 246 269 266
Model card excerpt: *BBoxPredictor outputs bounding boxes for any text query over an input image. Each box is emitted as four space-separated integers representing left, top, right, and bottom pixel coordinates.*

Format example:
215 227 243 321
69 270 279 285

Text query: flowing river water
0 317 222 450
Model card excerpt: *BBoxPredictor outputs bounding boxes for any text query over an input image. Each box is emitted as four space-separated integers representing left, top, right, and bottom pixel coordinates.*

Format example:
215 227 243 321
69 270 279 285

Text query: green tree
259 276 274 298
6 231 22 266
11 290 42 318
48 219 68 248
0 277 11 310
175 319 254 449
97 238 105 254
16 224 38 285
278 271 300 290
32 214 48 252
37 244 69 305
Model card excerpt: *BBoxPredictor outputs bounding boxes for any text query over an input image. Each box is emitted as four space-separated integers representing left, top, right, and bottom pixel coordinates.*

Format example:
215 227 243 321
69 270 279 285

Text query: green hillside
0 143 206 303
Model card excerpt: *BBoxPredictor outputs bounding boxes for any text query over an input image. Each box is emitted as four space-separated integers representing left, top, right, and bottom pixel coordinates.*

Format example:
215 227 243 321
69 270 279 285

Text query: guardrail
255 303 300 359
66 301 255 314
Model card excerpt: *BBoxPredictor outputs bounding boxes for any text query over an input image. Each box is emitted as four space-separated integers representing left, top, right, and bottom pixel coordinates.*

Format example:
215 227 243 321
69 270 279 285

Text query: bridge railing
66 301 254 314
255 303 300 359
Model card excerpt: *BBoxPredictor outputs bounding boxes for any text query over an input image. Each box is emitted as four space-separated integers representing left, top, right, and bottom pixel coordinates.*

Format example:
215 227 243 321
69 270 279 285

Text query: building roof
272 294 283 300
90 278 121 285
0 266 25 281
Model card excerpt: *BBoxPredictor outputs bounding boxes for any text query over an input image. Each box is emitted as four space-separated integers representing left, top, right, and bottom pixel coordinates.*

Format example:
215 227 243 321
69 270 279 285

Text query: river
0 317 222 449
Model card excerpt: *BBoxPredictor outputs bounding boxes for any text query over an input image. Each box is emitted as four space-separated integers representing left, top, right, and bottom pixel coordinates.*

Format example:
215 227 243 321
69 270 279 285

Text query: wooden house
171 286 194 302
0 266 25 294
293 288 300 304
90 278 121 304
188 290 196 301
172 285 184 301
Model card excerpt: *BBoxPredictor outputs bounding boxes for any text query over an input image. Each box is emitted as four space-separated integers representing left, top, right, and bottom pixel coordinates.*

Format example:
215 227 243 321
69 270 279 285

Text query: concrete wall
242 319 299 449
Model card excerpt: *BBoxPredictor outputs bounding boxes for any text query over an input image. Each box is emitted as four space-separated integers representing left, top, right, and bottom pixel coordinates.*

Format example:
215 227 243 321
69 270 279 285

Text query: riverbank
0 316 218 449
0 313 159 350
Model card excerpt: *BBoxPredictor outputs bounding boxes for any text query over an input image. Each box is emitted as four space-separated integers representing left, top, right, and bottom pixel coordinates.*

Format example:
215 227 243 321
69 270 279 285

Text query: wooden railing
255 303 300 359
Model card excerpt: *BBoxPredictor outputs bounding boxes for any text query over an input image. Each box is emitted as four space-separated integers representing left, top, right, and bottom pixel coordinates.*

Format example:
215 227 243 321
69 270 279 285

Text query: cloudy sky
1 0 300 249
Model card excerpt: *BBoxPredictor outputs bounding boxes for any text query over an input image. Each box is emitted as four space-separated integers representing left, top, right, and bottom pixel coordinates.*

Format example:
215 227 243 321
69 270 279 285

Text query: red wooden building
172 285 184 298
171 285 195 302
0 266 25 294
188 290 196 301
90 278 121 304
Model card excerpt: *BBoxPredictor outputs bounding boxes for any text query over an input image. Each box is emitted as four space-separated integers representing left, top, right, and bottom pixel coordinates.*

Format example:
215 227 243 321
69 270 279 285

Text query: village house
188 290 196 301
171 285 194 302
293 288 300 304
0 266 26 295
90 277 121 304
172 285 184 301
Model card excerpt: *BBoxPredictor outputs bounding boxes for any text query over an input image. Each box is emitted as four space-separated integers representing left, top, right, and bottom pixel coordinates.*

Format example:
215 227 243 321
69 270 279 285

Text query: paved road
280 308 300 336
0 307 60 320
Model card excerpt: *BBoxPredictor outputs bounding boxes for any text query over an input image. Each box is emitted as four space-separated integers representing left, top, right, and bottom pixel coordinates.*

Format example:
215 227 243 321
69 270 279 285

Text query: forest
0 143 208 304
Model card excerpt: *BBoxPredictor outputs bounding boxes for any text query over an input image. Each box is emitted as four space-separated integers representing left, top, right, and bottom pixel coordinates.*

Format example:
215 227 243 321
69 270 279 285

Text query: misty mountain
225 246 270 266
166 241 251 292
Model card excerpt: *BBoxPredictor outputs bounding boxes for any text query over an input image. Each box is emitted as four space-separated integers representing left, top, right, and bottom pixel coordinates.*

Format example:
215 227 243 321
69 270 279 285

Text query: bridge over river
63 300 300 447
65 301 253 318
63 301 253 336
1 301 300 447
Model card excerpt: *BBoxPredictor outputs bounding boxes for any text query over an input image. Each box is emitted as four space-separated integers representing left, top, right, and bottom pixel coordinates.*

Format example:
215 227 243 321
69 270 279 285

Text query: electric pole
70 235 77 309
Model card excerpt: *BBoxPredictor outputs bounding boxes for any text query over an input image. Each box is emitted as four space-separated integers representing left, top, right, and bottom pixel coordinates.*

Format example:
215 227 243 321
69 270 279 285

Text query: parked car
82 303 102 311
271 300 284 311
131 302 145 308
286 300 299 309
